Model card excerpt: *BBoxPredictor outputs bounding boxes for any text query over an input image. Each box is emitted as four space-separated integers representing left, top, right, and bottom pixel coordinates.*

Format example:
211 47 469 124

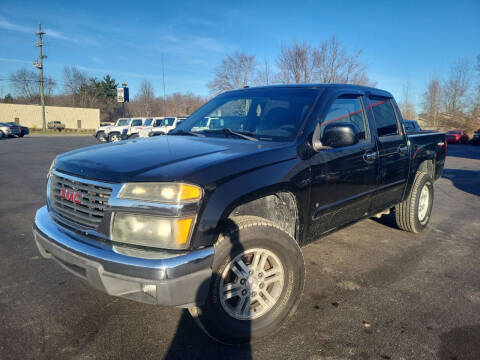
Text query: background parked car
93 123 112 142
47 121 66 131
404 119 422 132
446 130 469 144
138 117 165 137
0 122 21 138
470 128 480 145
149 117 182 136
5 122 29 137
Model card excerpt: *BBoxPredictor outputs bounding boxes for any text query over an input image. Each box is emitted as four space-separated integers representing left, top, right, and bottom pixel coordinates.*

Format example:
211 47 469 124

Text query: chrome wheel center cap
247 275 258 290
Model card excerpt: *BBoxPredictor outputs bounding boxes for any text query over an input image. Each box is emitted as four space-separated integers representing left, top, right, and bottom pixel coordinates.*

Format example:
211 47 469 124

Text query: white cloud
0 57 32 64
0 17 97 46
90 56 102 64
0 19 31 34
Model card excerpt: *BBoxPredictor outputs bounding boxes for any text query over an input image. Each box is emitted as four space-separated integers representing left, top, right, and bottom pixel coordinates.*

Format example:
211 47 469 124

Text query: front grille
50 173 112 229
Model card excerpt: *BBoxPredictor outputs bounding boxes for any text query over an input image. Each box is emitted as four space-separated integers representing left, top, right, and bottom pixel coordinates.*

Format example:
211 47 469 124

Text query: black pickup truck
33 84 446 344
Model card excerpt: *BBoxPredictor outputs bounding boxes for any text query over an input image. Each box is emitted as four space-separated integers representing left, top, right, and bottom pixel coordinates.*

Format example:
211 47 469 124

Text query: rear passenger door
368 97 410 212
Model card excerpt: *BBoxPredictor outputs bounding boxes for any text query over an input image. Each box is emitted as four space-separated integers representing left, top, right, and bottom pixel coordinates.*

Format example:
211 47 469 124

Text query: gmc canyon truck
33 84 446 344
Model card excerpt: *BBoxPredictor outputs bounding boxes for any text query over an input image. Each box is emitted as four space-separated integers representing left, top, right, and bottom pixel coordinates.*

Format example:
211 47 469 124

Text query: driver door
307 94 378 241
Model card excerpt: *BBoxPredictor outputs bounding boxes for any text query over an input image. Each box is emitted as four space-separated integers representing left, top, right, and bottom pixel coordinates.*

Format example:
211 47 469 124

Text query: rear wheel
189 216 305 344
395 171 434 233
96 131 107 142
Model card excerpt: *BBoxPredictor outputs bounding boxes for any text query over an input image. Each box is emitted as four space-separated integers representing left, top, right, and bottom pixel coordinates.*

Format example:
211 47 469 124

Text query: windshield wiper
169 129 205 137
202 128 259 141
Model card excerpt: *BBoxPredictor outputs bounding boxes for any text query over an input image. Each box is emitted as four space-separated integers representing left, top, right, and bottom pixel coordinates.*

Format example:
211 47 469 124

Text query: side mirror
321 122 360 148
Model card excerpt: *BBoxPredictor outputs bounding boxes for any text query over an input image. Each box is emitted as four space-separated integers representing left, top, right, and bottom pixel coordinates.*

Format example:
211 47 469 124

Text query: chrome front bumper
33 206 214 307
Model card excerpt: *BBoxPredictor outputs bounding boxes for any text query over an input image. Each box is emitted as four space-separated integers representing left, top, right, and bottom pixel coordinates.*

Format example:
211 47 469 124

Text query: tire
189 216 305 344
96 131 107 142
0 131 4 138
108 133 122 142
395 171 434 233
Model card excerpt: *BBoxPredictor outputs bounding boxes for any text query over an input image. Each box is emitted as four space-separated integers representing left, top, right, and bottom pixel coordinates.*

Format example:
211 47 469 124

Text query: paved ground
0 136 479 360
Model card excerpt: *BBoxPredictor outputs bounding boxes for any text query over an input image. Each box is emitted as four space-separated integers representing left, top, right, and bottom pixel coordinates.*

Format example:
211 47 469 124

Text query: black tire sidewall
199 222 304 344
412 173 434 232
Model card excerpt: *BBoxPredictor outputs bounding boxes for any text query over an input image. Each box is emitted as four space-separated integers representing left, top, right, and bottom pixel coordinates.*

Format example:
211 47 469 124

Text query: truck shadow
369 213 399 230
164 219 253 360
442 169 480 196
437 324 480 360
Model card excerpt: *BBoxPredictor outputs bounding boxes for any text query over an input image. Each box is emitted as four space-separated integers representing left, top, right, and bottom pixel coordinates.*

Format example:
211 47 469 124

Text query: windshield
161 117 176 126
174 88 319 141
131 119 143 126
447 130 460 134
116 119 130 126
144 118 153 126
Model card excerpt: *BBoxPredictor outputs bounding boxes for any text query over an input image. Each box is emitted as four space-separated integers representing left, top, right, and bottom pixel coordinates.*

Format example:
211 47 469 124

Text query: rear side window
321 96 368 141
131 119 142 126
370 98 398 137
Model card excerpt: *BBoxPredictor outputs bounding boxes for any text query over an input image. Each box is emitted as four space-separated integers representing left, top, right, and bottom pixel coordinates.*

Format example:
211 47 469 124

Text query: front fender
190 158 311 248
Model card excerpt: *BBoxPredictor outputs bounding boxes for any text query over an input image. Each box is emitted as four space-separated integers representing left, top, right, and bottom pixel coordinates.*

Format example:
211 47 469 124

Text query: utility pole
34 24 47 131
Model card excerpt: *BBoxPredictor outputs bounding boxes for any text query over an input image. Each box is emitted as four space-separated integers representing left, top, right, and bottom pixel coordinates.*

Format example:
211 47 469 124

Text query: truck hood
55 136 296 184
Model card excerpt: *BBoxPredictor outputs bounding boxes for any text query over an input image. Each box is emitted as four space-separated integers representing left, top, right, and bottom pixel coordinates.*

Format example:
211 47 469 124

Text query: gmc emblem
59 189 82 204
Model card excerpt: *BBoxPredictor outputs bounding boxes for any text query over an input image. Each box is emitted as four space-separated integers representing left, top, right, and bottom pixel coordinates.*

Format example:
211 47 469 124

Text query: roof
228 83 393 97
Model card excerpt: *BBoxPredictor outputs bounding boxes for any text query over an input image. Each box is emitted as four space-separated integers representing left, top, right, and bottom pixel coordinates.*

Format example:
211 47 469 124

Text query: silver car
0 122 20 138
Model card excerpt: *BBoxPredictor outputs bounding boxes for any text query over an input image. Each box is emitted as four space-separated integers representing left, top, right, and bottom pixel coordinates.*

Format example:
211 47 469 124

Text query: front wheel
108 133 123 142
189 216 305 344
395 171 434 233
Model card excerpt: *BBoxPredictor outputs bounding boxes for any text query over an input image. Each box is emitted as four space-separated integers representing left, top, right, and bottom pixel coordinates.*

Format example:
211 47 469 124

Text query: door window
320 96 368 141
369 98 398 137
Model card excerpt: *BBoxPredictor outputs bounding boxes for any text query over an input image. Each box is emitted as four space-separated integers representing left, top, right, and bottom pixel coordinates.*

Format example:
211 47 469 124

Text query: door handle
363 151 378 162
398 145 409 154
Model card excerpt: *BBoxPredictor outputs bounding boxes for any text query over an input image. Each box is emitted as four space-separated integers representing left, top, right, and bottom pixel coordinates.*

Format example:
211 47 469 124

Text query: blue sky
0 0 479 108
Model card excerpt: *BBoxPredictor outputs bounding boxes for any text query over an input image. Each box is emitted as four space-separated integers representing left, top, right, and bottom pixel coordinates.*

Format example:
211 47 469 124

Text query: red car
446 130 469 144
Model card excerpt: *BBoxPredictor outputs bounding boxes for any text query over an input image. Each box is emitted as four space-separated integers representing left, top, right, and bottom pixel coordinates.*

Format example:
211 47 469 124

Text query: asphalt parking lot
0 136 479 360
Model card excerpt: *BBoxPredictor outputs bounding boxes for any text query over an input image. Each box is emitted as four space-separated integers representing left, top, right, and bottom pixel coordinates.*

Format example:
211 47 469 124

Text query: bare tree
313 36 374 86
473 54 480 123
207 52 257 94
443 58 471 115
422 78 442 127
9 68 56 103
9 68 38 99
136 80 155 116
274 37 374 86
399 81 416 119
276 41 315 84
63 66 90 107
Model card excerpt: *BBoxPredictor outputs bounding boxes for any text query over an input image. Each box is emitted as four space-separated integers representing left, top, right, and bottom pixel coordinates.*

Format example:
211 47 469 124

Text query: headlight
119 183 202 203
111 212 195 250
